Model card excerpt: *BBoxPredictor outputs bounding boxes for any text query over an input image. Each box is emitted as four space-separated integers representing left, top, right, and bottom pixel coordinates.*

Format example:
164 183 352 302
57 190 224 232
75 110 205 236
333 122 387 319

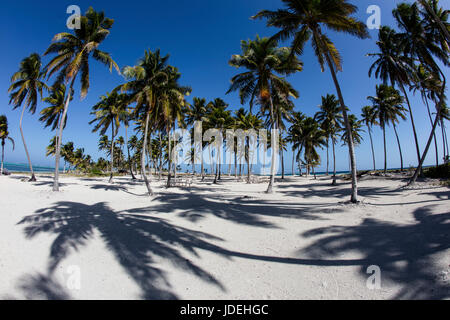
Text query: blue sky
0 0 448 173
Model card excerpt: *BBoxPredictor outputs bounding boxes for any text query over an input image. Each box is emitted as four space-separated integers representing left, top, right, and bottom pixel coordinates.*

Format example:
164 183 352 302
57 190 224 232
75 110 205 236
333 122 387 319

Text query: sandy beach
0 174 448 300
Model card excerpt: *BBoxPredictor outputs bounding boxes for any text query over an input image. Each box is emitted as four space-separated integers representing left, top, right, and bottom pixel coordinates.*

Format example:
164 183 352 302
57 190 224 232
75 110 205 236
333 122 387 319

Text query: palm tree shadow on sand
16 200 449 300
17 201 227 299
301 205 450 299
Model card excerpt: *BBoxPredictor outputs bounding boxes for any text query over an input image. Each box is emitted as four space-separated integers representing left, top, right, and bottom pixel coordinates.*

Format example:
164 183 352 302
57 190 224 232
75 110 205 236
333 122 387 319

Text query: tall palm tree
160 67 190 187
410 64 441 167
301 117 327 178
361 106 379 171
368 26 421 166
392 2 449 185
0 115 15 175
227 35 302 193
314 94 343 183
119 49 173 196
254 0 369 203
185 97 209 180
44 7 119 191
89 92 128 183
205 99 234 184
368 84 407 174
235 111 263 183
287 111 306 177
8 53 48 181
121 106 137 180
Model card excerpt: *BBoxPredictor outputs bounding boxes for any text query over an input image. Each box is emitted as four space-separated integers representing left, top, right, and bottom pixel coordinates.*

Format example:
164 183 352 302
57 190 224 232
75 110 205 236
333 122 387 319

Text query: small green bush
424 163 450 179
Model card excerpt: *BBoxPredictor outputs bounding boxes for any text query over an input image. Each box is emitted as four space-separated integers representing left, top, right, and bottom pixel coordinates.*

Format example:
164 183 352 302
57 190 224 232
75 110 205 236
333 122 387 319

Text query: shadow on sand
301 205 450 299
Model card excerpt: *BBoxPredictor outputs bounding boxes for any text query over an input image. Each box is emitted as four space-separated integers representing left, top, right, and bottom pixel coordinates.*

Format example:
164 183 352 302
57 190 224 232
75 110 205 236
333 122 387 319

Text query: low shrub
424 163 450 179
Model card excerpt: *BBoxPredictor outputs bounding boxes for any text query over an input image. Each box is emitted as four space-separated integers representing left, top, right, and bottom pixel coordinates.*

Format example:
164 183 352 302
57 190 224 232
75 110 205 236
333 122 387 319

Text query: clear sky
1 0 448 173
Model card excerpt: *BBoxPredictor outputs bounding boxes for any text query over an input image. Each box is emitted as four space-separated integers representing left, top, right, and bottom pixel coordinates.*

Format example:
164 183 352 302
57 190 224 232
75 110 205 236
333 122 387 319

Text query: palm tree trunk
281 149 285 180
332 139 337 185
1 141 4 175
167 127 172 188
158 132 163 181
400 84 421 166
266 96 277 194
409 71 447 185
141 112 154 196
326 138 329 176
383 124 387 175
322 47 357 202
393 124 404 172
125 125 137 180
234 149 237 178
425 97 439 167
53 79 76 191
367 126 376 171
19 104 36 182
109 123 115 184
292 149 295 177
247 139 251 184
201 144 205 181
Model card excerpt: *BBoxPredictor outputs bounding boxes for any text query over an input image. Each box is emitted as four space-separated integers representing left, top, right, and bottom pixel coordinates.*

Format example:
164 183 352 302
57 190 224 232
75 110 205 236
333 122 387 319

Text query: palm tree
40 84 73 131
341 114 364 147
368 26 422 168
119 49 174 196
368 84 407 174
392 2 449 185
186 97 209 180
410 64 442 167
227 35 302 193
361 106 379 171
8 53 48 181
61 142 74 173
301 118 327 178
235 111 263 183
205 99 234 184
287 111 306 177
44 7 119 191
89 92 128 183
314 94 343 184
0 115 15 175
159 66 190 187
121 107 137 180
128 135 139 176
254 0 369 203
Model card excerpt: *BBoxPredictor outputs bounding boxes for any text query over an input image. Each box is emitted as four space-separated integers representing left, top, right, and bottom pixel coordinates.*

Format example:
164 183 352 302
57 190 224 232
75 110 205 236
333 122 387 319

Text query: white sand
0 173 449 300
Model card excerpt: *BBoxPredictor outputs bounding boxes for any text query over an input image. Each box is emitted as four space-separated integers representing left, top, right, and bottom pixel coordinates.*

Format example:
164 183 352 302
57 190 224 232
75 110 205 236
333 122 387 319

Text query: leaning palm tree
227 35 302 193
253 0 369 203
368 84 407 174
361 106 379 171
314 94 343 184
89 92 128 183
410 64 442 167
0 115 15 175
8 53 48 181
392 2 449 185
44 7 120 191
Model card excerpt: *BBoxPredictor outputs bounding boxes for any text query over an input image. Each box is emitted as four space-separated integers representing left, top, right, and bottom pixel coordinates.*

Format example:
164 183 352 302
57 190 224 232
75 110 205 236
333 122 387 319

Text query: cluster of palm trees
6 1 449 203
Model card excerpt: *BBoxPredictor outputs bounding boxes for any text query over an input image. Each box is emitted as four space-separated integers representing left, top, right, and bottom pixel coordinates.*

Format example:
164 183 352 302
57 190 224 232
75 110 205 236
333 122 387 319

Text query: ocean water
2 163 55 173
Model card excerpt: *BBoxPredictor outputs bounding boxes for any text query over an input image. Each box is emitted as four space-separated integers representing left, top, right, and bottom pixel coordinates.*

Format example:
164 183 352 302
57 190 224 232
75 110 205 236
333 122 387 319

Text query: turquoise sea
3 163 55 173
